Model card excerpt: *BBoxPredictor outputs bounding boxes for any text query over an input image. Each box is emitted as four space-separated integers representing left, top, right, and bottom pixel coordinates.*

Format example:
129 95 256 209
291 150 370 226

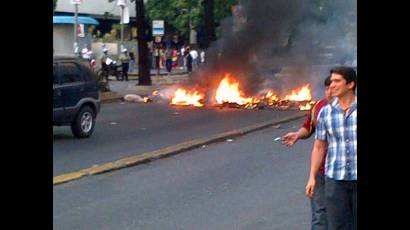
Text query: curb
100 74 190 104
53 113 306 186
100 92 124 104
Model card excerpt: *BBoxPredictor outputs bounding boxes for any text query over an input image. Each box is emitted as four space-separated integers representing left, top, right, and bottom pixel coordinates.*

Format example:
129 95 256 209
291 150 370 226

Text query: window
53 64 58 84
61 63 83 84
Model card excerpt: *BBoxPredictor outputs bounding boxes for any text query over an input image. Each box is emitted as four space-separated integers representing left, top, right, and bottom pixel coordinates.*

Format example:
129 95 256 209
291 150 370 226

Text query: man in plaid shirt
282 75 332 230
306 66 357 230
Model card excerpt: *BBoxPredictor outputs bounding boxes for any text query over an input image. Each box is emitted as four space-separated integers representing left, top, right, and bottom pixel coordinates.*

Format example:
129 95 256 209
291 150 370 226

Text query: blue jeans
325 177 357 230
311 174 328 230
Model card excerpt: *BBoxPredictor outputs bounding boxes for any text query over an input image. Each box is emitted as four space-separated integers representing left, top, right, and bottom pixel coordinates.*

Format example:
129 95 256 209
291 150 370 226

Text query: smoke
190 0 357 99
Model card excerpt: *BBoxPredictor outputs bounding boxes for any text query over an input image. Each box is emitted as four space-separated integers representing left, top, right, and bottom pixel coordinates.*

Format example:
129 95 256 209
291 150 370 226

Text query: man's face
330 73 355 97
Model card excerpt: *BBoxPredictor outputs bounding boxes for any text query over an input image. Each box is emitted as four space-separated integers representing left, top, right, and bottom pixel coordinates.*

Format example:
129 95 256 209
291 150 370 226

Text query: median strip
53 113 306 186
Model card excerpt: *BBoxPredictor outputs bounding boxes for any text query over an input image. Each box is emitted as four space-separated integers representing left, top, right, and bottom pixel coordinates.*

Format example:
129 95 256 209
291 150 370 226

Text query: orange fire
171 88 205 107
170 74 315 111
299 103 312 110
263 90 280 105
215 74 255 105
283 84 313 101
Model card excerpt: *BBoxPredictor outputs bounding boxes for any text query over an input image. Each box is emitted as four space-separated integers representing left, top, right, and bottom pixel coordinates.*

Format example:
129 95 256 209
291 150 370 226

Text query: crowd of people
81 42 206 80
151 42 206 75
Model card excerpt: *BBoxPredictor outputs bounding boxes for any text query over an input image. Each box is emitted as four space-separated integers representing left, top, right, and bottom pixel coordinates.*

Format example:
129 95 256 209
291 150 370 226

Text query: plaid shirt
315 97 357 181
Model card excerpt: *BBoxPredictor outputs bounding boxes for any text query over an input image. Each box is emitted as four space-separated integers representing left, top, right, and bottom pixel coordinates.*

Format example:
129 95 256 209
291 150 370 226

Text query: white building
55 0 139 19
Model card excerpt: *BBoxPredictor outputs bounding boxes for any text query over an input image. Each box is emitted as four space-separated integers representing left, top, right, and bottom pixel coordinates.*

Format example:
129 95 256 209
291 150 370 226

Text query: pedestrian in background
306 66 357 230
100 48 110 80
282 75 333 230
153 44 161 75
128 51 135 74
190 48 199 67
165 47 173 75
172 48 178 68
200 49 205 65
184 46 192 73
180 45 186 69
119 48 130 81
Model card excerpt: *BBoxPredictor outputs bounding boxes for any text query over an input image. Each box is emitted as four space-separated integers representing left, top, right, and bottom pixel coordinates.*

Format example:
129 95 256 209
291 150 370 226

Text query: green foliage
214 0 237 23
53 0 57 12
145 0 236 38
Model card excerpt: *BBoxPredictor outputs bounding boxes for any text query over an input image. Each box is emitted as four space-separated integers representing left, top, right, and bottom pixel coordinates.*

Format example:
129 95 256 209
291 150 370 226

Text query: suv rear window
61 63 84 84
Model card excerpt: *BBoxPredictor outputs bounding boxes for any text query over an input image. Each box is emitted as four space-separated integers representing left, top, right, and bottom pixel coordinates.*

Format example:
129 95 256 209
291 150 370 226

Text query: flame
299 103 312 110
283 84 312 101
264 90 280 105
169 73 316 110
171 88 204 107
215 74 254 105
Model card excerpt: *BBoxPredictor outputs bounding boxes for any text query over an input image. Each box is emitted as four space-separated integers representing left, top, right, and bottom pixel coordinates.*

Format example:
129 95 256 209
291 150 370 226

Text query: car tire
70 105 95 138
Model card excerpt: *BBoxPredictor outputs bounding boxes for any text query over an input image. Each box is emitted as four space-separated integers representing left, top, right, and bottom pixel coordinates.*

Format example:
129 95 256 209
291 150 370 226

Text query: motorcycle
97 57 123 81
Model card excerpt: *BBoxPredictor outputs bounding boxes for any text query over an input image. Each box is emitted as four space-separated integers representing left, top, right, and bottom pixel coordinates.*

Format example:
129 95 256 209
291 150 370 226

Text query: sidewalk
100 70 191 103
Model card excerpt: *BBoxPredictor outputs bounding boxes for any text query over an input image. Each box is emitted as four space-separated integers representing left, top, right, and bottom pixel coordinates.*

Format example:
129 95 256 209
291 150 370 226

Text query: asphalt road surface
53 102 303 176
54 118 314 229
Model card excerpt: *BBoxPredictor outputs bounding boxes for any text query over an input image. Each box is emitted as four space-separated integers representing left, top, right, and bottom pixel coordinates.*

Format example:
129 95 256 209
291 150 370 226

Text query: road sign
70 0 83 4
152 20 164 36
117 0 127 6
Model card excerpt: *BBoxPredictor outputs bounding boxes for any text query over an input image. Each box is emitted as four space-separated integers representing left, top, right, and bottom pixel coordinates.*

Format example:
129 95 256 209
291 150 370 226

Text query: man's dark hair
330 66 357 90
324 75 331 87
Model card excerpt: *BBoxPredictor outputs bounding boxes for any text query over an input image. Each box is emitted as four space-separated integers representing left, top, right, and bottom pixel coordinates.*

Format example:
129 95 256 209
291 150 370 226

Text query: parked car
53 56 100 138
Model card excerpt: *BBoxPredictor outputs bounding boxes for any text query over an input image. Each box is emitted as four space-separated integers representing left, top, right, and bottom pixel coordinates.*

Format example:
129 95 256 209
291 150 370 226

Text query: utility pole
118 0 128 52
120 5 124 51
71 0 82 56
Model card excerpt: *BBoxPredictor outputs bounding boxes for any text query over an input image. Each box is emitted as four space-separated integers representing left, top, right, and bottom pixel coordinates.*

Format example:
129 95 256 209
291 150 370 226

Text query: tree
134 0 152 85
202 0 216 48
145 0 236 44
53 0 58 13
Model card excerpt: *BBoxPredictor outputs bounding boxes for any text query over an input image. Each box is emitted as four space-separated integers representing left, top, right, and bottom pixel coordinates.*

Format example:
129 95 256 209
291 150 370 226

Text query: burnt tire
70 105 96 138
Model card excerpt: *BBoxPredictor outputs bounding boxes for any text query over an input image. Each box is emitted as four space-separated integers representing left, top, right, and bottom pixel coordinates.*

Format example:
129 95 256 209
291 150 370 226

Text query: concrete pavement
55 68 309 186
53 112 307 185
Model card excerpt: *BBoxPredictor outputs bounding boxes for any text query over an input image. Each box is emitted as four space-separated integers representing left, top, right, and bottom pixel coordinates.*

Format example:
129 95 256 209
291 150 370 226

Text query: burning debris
190 73 315 110
123 73 316 111
170 88 205 107
215 74 255 106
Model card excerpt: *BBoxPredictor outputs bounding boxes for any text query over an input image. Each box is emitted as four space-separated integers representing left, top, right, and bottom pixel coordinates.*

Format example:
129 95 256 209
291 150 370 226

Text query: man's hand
305 177 316 199
282 132 299 146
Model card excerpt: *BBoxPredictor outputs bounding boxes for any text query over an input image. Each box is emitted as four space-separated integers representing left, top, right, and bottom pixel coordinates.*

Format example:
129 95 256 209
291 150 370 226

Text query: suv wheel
71 105 95 138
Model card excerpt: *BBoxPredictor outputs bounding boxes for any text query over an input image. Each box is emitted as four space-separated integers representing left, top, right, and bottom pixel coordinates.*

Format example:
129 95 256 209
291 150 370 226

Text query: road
53 102 303 176
54 118 314 229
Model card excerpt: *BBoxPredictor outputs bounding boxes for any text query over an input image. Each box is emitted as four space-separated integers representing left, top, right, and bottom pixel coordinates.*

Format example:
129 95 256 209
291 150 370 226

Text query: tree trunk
135 0 151 85
203 0 216 48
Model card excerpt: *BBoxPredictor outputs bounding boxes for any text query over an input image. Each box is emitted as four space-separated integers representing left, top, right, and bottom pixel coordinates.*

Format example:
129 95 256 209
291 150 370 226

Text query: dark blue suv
53 56 100 138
